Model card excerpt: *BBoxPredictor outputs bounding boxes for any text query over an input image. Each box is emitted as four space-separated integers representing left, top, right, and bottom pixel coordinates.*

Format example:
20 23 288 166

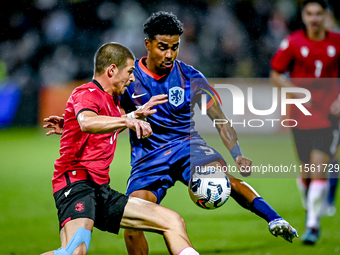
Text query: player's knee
72 243 87 255
165 210 186 232
55 227 91 255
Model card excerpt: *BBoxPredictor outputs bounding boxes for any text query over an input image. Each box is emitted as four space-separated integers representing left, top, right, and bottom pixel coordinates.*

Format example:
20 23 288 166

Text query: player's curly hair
302 0 328 10
143 12 183 41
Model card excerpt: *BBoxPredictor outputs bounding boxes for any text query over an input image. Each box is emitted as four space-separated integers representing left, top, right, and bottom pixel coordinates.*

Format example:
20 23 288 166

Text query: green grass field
0 128 339 255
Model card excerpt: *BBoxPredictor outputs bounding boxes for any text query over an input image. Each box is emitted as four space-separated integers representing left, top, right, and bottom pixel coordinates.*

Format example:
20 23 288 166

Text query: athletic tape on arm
54 227 91 255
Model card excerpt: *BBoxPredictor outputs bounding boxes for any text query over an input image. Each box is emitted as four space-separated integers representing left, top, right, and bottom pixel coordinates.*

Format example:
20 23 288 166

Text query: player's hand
125 118 153 139
235 155 252 177
43 115 64 136
134 94 168 119
330 98 340 117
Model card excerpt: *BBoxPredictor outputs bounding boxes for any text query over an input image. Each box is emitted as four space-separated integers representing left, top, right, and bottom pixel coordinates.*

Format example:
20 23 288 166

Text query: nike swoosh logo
64 188 72 197
88 88 96 92
132 93 146 99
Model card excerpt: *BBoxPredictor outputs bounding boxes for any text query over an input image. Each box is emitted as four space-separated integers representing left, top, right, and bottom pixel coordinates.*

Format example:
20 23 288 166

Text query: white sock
178 247 199 255
296 177 308 210
305 180 329 229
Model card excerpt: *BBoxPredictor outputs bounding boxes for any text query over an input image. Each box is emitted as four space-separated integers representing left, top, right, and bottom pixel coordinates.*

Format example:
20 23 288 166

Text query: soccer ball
188 168 231 209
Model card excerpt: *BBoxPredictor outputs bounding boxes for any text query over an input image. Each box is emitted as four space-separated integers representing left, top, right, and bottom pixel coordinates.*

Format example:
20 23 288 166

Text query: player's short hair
143 11 183 41
302 0 328 10
94 42 135 75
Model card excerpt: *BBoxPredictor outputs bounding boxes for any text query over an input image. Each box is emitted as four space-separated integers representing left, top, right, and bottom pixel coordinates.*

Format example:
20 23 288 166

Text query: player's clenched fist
235 155 252 177
125 118 153 139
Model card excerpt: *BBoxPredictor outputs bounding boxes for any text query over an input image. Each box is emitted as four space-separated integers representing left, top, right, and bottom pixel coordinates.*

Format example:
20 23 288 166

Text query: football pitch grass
0 127 339 255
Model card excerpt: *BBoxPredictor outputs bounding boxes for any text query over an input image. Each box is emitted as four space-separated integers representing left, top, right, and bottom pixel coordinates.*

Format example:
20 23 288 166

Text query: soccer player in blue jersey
44 11 298 254
119 12 298 253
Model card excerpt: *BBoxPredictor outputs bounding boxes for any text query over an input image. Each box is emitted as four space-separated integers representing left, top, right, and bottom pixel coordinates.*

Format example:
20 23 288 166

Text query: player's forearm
207 104 239 150
78 114 128 134
270 70 296 89
216 118 239 150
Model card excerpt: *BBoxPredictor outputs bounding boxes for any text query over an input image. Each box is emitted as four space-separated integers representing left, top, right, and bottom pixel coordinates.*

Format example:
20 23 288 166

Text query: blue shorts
126 139 226 204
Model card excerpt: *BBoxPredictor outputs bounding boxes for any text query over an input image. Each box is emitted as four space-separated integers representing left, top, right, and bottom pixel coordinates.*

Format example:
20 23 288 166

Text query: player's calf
124 229 149 255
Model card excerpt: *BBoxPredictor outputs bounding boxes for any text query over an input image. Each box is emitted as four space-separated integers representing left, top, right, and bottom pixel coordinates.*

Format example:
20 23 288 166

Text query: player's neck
94 76 114 96
144 57 169 76
306 29 326 41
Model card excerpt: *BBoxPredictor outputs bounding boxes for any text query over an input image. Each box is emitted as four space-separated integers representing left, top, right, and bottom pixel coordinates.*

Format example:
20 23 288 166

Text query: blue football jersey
120 58 216 166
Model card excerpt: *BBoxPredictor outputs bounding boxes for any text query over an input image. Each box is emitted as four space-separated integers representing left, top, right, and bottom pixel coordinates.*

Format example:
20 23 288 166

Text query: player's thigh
120 197 182 232
292 128 312 163
94 184 129 234
54 181 97 230
129 189 158 203
188 143 227 179
309 127 334 178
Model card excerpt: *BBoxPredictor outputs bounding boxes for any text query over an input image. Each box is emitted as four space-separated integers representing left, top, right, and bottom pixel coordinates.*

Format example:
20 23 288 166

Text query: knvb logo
200 84 311 116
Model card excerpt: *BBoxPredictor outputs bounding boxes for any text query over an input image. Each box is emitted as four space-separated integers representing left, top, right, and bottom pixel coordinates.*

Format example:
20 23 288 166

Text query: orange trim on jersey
164 150 172 156
138 57 174 80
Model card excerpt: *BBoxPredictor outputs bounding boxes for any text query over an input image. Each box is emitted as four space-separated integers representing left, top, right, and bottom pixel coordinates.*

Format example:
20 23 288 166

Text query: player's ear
107 64 118 78
145 38 151 52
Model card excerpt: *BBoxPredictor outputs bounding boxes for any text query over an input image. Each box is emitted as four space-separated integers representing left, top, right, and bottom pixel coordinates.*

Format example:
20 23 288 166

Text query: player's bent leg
202 160 298 242
202 161 258 208
41 218 93 255
121 197 196 255
124 190 158 255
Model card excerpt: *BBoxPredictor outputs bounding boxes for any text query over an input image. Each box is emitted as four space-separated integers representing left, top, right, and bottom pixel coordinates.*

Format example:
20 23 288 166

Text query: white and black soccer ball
188 168 231 209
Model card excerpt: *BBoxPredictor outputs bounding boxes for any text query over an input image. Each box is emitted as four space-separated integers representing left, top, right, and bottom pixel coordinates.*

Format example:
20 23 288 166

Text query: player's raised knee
165 210 187 232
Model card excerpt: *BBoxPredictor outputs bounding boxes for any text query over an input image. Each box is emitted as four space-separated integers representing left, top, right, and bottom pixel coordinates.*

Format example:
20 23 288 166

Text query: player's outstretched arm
43 115 64 136
78 110 152 139
207 103 251 176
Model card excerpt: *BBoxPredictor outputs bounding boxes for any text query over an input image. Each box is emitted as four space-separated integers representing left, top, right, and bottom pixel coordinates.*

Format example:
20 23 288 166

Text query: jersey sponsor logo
64 188 72 198
327 45 336 57
75 202 85 212
88 88 96 92
132 93 147 99
300 46 309 57
169 87 185 107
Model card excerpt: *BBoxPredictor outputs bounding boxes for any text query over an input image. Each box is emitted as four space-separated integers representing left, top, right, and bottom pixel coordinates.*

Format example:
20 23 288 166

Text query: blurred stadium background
1 0 340 254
